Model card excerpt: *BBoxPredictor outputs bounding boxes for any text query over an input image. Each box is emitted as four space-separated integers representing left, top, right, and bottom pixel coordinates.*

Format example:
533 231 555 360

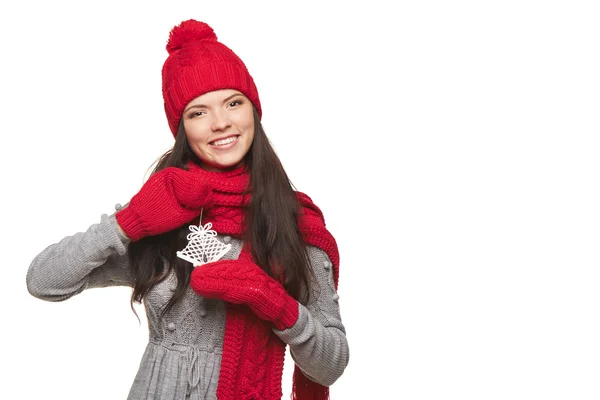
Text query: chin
205 160 243 172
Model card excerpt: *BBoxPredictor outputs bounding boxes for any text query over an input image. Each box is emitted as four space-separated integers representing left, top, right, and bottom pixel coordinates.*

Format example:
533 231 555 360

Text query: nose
211 109 232 132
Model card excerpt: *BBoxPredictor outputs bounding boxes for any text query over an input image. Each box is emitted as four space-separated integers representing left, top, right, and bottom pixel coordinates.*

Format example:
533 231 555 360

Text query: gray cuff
274 303 310 342
108 213 130 253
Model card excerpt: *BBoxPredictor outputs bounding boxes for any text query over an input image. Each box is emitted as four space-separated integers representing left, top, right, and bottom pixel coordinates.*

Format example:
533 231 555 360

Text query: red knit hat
161 20 262 136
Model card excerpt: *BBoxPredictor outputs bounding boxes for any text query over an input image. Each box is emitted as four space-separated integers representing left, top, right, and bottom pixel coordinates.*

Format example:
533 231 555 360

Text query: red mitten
116 167 213 241
190 257 299 330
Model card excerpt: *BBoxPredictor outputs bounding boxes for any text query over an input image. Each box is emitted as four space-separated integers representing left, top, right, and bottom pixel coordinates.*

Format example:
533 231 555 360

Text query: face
182 89 255 172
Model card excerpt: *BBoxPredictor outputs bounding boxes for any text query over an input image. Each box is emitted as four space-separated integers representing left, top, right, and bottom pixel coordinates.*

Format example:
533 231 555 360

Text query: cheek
184 122 209 143
237 111 255 132
245 120 255 134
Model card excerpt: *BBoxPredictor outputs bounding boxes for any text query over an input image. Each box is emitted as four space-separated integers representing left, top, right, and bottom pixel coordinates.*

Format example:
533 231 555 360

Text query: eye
188 110 206 118
228 99 242 107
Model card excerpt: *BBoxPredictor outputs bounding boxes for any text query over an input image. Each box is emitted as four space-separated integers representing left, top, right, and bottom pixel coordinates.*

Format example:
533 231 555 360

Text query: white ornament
176 221 232 267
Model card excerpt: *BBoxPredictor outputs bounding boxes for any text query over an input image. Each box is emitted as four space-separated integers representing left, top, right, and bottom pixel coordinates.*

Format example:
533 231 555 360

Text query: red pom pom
166 19 217 54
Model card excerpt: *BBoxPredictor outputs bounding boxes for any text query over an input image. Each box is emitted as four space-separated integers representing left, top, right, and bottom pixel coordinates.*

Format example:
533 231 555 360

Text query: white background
2 0 600 399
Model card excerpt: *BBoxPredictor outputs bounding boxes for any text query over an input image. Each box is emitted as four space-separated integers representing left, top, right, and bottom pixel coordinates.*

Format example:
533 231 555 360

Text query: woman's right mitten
116 167 213 241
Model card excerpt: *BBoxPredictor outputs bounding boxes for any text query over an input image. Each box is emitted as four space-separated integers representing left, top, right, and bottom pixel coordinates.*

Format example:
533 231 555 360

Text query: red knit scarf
195 165 339 400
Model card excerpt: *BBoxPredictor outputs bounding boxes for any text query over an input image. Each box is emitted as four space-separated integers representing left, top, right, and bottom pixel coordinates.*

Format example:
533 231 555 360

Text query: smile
210 135 239 147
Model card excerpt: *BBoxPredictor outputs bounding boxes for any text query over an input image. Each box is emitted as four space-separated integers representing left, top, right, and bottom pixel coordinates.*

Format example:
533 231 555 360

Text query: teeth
212 136 237 146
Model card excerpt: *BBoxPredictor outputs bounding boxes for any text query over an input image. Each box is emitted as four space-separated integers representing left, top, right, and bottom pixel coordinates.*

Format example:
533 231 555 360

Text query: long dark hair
128 109 312 315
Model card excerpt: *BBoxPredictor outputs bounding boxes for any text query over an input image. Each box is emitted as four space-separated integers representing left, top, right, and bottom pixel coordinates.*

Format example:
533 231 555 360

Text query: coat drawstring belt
187 346 201 395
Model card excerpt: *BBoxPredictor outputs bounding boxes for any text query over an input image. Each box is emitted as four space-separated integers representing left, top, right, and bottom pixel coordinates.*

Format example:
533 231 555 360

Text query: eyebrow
184 93 244 113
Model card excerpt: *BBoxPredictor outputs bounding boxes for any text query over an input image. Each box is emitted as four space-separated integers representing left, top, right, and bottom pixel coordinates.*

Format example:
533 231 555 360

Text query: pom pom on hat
166 20 217 54
161 19 262 136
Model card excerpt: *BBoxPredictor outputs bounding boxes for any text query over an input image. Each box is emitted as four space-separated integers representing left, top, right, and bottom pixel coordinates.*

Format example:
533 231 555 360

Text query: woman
26 19 348 400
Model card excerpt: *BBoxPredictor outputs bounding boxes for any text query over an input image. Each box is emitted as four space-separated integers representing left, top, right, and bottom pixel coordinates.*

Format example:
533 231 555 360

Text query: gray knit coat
26 209 349 399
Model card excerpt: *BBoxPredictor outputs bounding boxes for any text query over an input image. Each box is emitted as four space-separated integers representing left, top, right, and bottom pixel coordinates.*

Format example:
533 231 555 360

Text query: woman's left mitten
190 259 299 330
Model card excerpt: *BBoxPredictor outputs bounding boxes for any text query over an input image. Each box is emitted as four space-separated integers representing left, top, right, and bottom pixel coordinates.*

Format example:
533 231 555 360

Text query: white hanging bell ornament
176 211 231 267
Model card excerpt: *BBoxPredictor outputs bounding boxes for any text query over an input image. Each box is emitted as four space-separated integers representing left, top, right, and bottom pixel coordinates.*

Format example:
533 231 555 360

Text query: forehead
187 89 245 106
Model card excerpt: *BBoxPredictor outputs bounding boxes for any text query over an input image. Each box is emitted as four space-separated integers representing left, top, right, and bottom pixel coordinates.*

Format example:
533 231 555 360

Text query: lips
210 135 239 146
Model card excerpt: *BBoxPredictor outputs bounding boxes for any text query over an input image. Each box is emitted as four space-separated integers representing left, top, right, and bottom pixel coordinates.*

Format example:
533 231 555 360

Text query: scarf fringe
291 366 329 400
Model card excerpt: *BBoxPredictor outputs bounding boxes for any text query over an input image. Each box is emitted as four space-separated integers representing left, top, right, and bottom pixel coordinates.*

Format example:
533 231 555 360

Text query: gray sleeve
26 212 133 302
273 246 349 387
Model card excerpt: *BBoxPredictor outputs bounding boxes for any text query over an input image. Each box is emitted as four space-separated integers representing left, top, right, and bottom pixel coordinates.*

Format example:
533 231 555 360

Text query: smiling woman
183 90 255 172
26 19 348 400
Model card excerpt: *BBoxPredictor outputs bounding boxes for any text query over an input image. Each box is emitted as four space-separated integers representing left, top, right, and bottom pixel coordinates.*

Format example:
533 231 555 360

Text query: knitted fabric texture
190 251 300 331
187 163 340 400
162 19 262 136
115 166 213 241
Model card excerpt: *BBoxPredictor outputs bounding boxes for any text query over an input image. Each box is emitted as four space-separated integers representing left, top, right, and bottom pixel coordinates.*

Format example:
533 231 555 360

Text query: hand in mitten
116 167 213 241
190 256 299 330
